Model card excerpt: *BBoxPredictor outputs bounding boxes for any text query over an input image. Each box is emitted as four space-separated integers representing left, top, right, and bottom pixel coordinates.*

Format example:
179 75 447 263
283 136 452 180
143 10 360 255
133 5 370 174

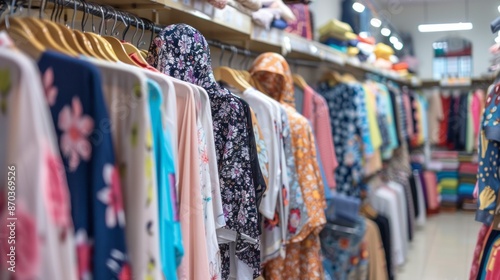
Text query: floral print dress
148 24 261 279
38 51 130 279
92 59 164 280
250 52 326 280
0 47 78 280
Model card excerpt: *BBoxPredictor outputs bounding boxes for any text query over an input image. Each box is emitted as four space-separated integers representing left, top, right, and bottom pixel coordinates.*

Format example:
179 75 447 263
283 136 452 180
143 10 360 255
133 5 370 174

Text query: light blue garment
148 79 184 279
379 84 398 159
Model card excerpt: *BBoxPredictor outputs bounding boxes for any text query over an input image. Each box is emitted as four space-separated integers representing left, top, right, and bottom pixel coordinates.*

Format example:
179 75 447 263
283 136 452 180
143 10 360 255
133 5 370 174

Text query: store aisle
397 212 481 280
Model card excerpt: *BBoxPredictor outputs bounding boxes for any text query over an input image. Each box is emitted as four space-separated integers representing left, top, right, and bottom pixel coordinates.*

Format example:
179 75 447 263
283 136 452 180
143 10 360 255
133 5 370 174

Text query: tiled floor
397 211 482 280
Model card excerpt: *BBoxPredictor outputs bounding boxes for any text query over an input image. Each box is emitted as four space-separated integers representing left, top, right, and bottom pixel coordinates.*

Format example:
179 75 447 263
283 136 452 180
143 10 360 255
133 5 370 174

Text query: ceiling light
498 5 500 13
381 28 391 36
359 31 369 38
394 42 403 50
389 36 399 44
370 18 382 28
352 2 365 13
418 22 473 32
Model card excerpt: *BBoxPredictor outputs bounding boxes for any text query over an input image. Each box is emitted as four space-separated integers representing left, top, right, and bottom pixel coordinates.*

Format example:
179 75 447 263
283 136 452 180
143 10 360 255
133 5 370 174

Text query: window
432 37 472 80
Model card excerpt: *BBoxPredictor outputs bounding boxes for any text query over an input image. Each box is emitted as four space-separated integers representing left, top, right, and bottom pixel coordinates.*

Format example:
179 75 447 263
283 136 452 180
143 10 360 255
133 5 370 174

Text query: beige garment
175 82 210 279
364 218 388 280
426 89 444 145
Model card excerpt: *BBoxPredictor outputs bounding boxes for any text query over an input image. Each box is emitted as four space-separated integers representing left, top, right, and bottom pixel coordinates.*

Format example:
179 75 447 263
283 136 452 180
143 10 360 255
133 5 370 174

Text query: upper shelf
91 0 419 85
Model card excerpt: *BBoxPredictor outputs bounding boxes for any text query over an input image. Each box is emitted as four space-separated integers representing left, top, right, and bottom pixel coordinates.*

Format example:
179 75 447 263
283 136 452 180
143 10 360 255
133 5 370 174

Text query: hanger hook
115 11 127 37
137 18 145 47
122 13 131 40
50 0 57 21
81 0 88 31
90 3 96 33
71 0 77 29
219 44 225 67
130 15 139 44
109 6 118 36
58 0 66 23
39 0 46 19
98 5 105 35
228 46 237 68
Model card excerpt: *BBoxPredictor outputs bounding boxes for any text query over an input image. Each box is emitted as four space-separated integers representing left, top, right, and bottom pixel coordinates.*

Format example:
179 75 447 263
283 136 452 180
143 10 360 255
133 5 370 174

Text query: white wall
310 0 342 38
385 0 498 79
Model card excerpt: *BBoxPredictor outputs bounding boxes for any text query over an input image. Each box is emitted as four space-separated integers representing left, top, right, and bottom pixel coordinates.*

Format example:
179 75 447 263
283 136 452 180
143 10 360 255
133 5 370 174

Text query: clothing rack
8 0 164 33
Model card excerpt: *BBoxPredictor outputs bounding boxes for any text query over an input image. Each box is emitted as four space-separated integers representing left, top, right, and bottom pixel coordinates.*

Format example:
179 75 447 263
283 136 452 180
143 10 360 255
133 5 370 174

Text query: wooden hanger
213 66 251 92
41 19 80 56
320 71 343 87
16 17 74 56
360 202 378 219
342 73 357 83
122 42 149 65
292 74 308 90
2 25 45 59
103 36 140 66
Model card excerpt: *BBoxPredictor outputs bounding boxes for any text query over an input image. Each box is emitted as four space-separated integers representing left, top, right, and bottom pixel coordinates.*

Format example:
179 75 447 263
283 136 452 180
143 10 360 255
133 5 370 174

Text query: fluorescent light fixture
352 2 365 13
498 5 500 13
370 18 382 27
394 42 403 50
381 28 391 36
389 36 399 44
359 31 369 38
418 22 473 32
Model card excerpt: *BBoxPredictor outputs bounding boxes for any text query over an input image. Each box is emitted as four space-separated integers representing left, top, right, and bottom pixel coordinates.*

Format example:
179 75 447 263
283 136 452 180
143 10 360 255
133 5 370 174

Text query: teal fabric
380 84 398 159
148 79 184 279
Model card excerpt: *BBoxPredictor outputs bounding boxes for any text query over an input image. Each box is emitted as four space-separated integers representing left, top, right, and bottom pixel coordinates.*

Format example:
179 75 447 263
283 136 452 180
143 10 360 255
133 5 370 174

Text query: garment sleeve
353 85 374 156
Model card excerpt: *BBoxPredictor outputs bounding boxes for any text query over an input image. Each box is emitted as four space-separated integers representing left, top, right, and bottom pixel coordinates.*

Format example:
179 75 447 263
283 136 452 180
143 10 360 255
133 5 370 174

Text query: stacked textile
318 19 357 53
432 151 460 209
457 161 478 209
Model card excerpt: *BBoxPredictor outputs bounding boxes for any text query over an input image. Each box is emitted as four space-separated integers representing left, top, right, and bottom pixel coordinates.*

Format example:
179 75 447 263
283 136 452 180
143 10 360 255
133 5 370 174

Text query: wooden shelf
89 0 418 84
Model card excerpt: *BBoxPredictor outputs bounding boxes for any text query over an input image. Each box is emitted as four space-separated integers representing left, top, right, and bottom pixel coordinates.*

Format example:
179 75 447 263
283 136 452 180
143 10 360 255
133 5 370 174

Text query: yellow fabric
318 19 354 41
373 43 394 60
362 85 383 176
348 46 360 56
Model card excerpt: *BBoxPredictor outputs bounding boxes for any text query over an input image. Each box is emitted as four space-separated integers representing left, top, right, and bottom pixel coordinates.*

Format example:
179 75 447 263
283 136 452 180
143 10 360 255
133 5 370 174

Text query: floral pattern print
97 164 125 228
76 229 92 280
250 53 326 280
39 52 129 279
148 24 261 278
317 82 371 197
251 109 270 185
476 82 500 229
42 67 58 106
58 96 94 172
45 152 72 229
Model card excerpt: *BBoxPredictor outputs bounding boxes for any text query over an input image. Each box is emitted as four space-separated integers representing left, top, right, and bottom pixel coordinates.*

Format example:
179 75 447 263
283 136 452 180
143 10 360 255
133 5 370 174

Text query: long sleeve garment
0 47 78 280
38 52 132 279
251 52 326 280
148 24 261 278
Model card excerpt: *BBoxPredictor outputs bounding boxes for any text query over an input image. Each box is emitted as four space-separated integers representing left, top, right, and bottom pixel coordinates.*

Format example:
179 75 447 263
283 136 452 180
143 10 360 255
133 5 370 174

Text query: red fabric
392 62 408 71
129 53 161 73
357 36 375 45
438 96 451 146
423 171 439 210
469 225 491 280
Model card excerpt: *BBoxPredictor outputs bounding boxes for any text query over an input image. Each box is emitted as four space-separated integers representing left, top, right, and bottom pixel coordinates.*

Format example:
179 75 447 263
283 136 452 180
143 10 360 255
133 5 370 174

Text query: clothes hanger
292 74 308 90
83 3 117 62
56 0 92 56
39 0 79 56
120 15 149 65
93 5 120 62
102 7 139 66
341 73 357 83
0 1 44 59
75 0 107 60
236 49 252 82
21 0 74 56
213 46 251 92
320 71 342 87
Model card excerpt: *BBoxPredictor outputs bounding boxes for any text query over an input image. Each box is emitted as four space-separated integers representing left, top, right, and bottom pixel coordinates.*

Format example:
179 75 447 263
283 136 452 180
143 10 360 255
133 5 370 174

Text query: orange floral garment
250 53 326 280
